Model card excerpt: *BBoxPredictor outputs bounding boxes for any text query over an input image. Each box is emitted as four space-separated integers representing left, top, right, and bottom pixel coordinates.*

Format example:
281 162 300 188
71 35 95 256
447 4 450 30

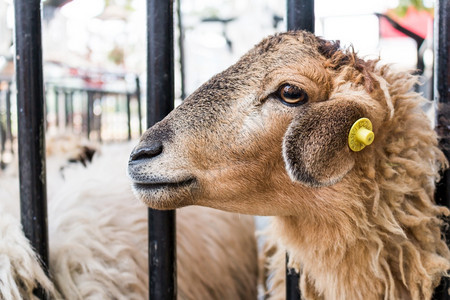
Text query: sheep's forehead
251 32 319 62
167 32 323 129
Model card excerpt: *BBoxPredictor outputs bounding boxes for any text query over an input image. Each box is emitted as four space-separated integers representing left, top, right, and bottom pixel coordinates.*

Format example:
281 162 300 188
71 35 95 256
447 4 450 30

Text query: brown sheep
128 31 450 299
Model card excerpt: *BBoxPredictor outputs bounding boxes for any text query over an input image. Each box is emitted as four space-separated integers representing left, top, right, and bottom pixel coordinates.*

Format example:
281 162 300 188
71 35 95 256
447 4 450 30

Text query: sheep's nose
129 141 163 162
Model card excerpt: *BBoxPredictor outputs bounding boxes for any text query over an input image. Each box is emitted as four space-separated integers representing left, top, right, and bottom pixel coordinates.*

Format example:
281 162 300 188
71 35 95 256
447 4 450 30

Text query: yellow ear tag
348 118 374 152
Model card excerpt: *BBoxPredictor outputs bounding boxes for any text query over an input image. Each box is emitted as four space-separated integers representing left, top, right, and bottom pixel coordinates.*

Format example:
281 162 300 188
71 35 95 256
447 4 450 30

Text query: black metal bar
147 0 176 299
286 1 314 298
126 93 131 140
286 254 301 299
176 0 186 100
97 92 102 143
54 88 59 127
87 91 93 139
136 76 142 135
64 91 70 127
433 0 450 299
5 81 12 146
0 87 5 166
81 91 86 134
287 0 315 32
44 86 49 130
14 1 49 299
69 91 74 129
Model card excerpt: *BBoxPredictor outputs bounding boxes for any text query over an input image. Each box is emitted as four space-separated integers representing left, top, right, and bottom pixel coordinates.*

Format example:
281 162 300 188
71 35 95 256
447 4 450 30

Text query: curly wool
265 46 450 300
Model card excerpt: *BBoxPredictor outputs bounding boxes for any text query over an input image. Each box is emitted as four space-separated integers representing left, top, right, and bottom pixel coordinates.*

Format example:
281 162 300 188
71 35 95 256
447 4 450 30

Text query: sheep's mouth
133 178 196 191
131 177 197 209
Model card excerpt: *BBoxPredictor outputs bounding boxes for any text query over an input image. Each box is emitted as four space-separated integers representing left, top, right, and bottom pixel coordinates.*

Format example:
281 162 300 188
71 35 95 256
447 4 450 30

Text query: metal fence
12 0 450 299
45 83 142 141
0 79 142 169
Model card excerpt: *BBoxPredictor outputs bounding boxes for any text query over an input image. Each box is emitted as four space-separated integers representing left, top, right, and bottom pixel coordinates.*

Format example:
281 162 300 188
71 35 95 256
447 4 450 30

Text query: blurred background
0 0 435 166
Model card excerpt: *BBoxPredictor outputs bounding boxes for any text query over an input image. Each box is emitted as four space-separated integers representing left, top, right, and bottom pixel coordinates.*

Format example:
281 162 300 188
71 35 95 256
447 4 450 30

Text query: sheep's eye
277 84 308 105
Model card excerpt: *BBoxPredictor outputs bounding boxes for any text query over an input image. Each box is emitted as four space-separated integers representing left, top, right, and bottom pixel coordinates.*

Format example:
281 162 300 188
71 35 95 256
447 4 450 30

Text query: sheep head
128 30 450 299
128 31 394 216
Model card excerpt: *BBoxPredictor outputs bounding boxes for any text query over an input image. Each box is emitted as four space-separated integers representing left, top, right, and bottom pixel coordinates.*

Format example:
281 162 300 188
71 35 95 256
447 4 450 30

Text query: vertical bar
64 91 69 127
147 0 176 299
286 1 314 299
5 81 12 145
87 91 93 139
97 92 102 143
287 0 315 32
69 91 74 129
0 85 5 165
54 88 59 128
14 1 49 299
176 0 186 100
81 90 87 134
433 0 450 299
286 253 301 299
44 86 49 130
136 76 142 135
126 93 131 140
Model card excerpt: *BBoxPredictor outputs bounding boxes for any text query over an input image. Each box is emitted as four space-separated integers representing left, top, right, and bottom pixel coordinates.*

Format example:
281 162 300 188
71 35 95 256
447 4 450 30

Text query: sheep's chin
131 179 196 209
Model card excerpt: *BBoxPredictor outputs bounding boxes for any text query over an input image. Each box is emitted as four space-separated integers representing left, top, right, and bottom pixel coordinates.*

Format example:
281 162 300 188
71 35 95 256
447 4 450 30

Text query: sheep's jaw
129 178 198 209
127 157 198 209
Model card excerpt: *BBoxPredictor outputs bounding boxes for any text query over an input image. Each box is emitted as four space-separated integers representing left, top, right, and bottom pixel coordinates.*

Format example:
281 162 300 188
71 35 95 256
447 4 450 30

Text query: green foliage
394 0 434 17
108 46 124 65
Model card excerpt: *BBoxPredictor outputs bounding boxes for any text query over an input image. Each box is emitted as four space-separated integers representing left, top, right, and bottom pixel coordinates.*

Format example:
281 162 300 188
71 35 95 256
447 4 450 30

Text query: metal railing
46 82 142 141
0 79 142 170
146 0 177 299
14 2 49 299
433 0 450 299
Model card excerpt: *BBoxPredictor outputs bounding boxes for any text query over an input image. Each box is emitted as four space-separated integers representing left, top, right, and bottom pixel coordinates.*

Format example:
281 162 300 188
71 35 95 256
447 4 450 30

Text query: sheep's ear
282 100 365 187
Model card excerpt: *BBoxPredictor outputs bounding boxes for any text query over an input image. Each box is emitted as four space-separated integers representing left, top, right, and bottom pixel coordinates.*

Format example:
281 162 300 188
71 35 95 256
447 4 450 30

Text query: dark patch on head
317 38 342 60
283 100 365 187
316 37 377 92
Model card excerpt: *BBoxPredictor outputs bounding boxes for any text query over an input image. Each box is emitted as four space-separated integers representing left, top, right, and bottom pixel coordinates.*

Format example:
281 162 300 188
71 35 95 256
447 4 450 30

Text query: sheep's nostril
130 141 163 162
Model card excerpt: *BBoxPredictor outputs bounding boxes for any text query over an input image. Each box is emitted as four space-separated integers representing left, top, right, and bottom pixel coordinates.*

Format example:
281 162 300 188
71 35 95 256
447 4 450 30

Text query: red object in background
380 6 433 39
67 67 104 88
84 76 104 88
68 67 78 76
